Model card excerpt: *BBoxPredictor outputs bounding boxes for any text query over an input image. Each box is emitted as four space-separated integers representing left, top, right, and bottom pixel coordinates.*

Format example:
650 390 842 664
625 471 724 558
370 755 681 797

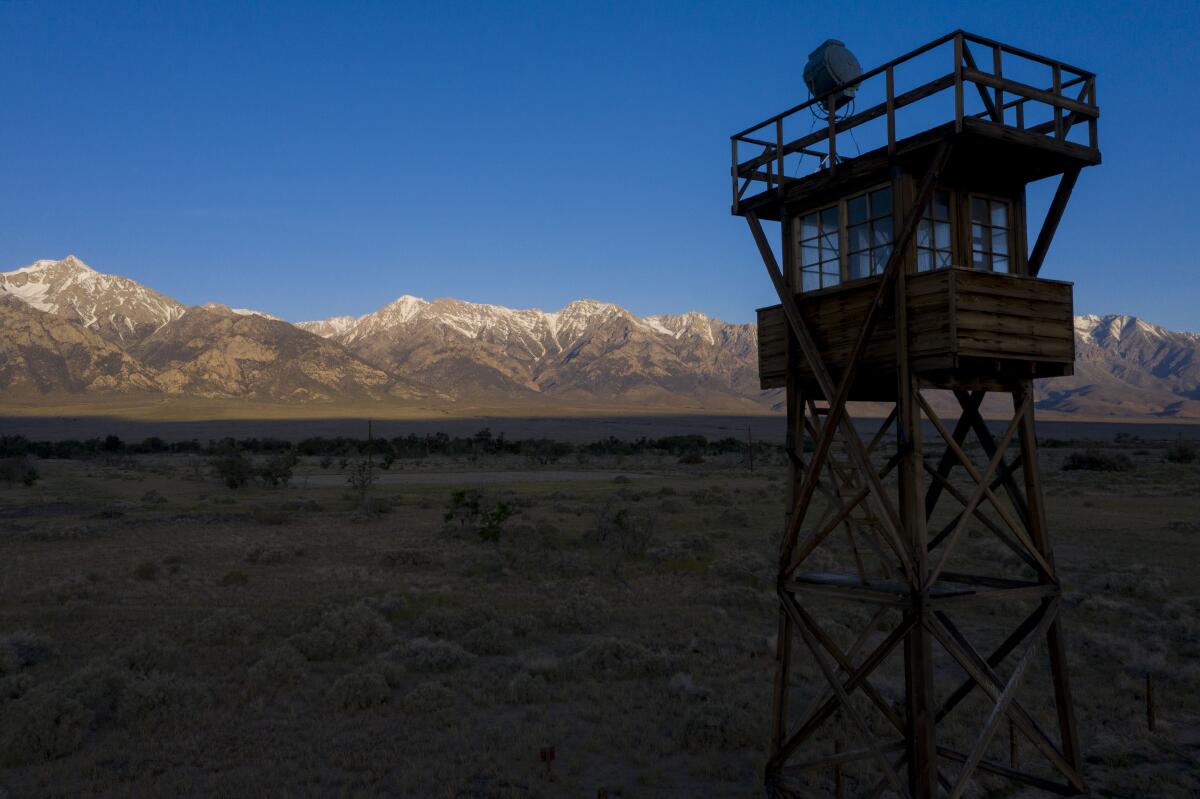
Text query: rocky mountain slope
1 257 1197 418
0 256 185 345
0 295 160 395
1039 315 1200 418
129 304 419 402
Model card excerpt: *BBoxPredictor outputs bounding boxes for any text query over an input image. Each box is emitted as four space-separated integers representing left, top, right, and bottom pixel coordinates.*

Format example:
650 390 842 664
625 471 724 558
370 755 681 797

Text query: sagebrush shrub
568 637 669 679
0 688 92 765
0 631 54 675
400 680 455 713
328 671 390 710
292 603 392 661
388 638 475 672
246 646 308 696
462 621 516 656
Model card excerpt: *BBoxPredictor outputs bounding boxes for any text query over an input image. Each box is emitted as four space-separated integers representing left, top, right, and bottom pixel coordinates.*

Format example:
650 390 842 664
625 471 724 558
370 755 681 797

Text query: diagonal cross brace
946 598 1061 798
780 593 912 796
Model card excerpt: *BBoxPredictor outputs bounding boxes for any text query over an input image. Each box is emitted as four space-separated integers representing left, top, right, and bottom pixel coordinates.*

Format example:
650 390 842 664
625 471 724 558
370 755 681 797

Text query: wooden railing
731 31 1099 213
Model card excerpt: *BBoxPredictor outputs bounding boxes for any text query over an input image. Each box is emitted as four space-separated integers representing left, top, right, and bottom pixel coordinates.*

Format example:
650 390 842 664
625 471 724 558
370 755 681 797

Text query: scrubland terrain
0 435 1197 797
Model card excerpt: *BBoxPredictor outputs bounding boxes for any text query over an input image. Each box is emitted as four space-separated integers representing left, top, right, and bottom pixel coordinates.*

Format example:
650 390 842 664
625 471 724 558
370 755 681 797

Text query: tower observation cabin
733 31 1099 798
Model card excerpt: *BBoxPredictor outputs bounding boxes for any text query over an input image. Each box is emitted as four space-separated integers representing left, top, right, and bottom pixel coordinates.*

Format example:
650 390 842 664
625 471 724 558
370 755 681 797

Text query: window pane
990 201 1008 227
821 269 840 287
870 188 892 219
917 250 932 272
849 253 870 280
935 251 953 269
971 224 987 252
800 214 819 240
821 231 839 254
847 195 868 225
802 245 820 266
872 217 893 247
820 206 838 229
916 220 933 249
992 228 1008 255
802 269 821 292
935 222 951 249
872 245 893 274
992 256 1009 273
933 190 950 222
848 223 869 252
972 251 987 269
971 197 989 224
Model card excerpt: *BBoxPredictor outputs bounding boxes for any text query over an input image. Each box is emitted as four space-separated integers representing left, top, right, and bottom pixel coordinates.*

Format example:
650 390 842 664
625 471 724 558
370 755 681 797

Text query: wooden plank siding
757 268 1073 395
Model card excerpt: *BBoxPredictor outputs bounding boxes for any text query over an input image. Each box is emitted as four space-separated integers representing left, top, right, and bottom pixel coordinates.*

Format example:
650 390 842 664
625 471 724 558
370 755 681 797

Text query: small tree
258 450 299 488
444 489 482 533
478 499 516 543
1165 439 1197 464
347 459 373 509
210 450 252 489
0 456 39 487
591 497 657 573
443 489 517 542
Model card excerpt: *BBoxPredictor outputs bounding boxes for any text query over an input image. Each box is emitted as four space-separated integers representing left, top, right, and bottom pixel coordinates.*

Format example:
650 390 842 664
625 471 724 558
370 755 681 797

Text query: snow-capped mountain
296 296 762 405
0 256 185 344
1036 315 1200 417
0 256 1197 417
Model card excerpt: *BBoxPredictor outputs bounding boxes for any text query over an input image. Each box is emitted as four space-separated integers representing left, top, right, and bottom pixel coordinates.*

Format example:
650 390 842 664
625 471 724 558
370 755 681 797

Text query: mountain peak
58 254 94 273
381 294 429 319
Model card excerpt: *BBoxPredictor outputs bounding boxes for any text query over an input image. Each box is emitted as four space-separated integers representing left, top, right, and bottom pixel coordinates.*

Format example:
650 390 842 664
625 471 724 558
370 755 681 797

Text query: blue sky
1 0 1196 328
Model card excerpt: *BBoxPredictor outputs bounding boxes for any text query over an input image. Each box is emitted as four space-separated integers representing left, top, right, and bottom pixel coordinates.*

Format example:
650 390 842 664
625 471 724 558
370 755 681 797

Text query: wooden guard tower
731 32 1099 797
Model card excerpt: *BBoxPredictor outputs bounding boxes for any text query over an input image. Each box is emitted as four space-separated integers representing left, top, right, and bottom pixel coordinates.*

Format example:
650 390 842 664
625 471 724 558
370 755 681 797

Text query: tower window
916 190 952 271
971 197 1010 272
846 187 893 280
797 205 840 291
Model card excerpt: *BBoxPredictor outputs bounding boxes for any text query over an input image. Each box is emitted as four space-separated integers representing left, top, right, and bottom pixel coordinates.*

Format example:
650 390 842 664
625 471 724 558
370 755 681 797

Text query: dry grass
0 440 1196 796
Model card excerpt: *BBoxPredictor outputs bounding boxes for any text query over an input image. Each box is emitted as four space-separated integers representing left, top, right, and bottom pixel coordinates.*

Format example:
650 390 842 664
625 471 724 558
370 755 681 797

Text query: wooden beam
962 69 1098 117
961 43 1001 122
1013 383 1085 779
953 389 1032 531
924 389 984 519
1028 168 1081 277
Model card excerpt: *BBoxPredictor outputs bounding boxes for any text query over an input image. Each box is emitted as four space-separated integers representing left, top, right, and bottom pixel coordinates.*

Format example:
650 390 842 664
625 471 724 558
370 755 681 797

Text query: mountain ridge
2 256 1198 419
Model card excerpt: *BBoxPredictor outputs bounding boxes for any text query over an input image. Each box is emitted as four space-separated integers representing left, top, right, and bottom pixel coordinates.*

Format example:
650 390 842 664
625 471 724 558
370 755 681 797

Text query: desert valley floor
0 424 1198 797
